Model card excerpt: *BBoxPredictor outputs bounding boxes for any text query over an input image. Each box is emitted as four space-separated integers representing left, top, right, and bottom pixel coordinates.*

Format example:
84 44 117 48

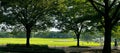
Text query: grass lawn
0 38 100 46
0 38 118 53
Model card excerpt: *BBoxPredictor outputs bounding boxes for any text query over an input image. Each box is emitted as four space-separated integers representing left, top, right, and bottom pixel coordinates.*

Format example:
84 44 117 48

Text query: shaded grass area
87 49 120 53
0 44 120 53
0 44 65 53
69 46 90 48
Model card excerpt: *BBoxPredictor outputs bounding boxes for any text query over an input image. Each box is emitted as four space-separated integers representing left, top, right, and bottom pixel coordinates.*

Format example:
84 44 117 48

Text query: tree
54 0 98 47
88 0 120 53
1 0 53 47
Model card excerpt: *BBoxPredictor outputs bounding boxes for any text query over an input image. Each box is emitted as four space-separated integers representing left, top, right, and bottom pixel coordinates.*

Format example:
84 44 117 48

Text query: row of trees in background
0 0 120 53
0 31 105 42
0 31 73 38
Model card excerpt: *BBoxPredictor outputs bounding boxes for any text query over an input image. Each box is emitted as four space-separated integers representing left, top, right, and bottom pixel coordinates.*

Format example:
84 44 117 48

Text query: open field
0 38 101 46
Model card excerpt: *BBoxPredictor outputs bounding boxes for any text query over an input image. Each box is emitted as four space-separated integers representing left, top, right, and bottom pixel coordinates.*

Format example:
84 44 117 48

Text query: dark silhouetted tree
1 0 53 47
88 0 120 53
54 0 99 47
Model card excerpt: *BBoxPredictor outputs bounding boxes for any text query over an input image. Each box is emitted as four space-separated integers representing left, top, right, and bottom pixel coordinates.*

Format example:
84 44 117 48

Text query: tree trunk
114 39 118 50
76 33 80 47
26 26 31 47
102 1 112 52
102 19 112 53
114 39 117 47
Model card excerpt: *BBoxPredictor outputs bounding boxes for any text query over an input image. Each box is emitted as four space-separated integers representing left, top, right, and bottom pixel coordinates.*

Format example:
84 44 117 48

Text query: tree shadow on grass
69 46 90 48
69 46 120 53
0 44 65 53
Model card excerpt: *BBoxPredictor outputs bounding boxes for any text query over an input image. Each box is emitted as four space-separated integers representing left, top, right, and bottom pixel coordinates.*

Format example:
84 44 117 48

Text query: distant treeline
0 31 74 38
0 31 98 41
0 31 117 42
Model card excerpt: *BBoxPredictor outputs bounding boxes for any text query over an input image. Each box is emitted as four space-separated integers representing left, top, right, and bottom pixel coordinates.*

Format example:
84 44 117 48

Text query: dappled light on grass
0 38 26 45
0 38 101 46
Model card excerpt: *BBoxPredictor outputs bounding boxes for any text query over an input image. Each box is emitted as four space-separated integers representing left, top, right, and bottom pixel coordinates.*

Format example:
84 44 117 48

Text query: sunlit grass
0 38 101 46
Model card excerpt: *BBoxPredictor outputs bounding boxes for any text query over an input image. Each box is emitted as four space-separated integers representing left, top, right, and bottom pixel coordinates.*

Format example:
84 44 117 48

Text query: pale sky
49 28 61 32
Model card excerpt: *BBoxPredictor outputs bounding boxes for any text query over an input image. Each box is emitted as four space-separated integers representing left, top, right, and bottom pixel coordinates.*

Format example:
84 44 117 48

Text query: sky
49 28 61 32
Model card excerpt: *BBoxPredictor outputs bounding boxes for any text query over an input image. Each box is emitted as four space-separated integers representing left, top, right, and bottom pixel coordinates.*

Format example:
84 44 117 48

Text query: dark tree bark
102 0 112 53
102 20 112 53
114 39 118 50
75 32 80 47
25 26 31 47
114 39 117 47
76 34 80 47
75 25 83 47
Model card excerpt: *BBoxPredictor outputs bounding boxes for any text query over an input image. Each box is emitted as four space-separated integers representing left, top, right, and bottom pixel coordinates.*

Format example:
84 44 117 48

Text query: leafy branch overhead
88 0 120 27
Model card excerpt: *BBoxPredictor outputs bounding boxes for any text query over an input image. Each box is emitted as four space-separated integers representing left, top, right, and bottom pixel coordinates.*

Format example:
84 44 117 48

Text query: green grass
0 38 100 46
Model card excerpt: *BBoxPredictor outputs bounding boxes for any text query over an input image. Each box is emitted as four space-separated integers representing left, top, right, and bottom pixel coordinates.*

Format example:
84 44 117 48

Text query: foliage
35 31 73 38
0 31 74 38
1 0 53 29
112 26 120 38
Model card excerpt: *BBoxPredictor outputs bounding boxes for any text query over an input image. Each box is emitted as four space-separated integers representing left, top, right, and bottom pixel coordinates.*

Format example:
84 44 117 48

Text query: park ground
0 38 101 46
0 38 120 53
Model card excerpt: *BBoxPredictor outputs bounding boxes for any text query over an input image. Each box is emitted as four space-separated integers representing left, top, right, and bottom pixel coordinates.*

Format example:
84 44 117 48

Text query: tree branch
111 3 120 20
93 0 104 7
79 24 83 34
88 0 104 15
100 20 105 27
109 0 117 9
112 16 120 27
